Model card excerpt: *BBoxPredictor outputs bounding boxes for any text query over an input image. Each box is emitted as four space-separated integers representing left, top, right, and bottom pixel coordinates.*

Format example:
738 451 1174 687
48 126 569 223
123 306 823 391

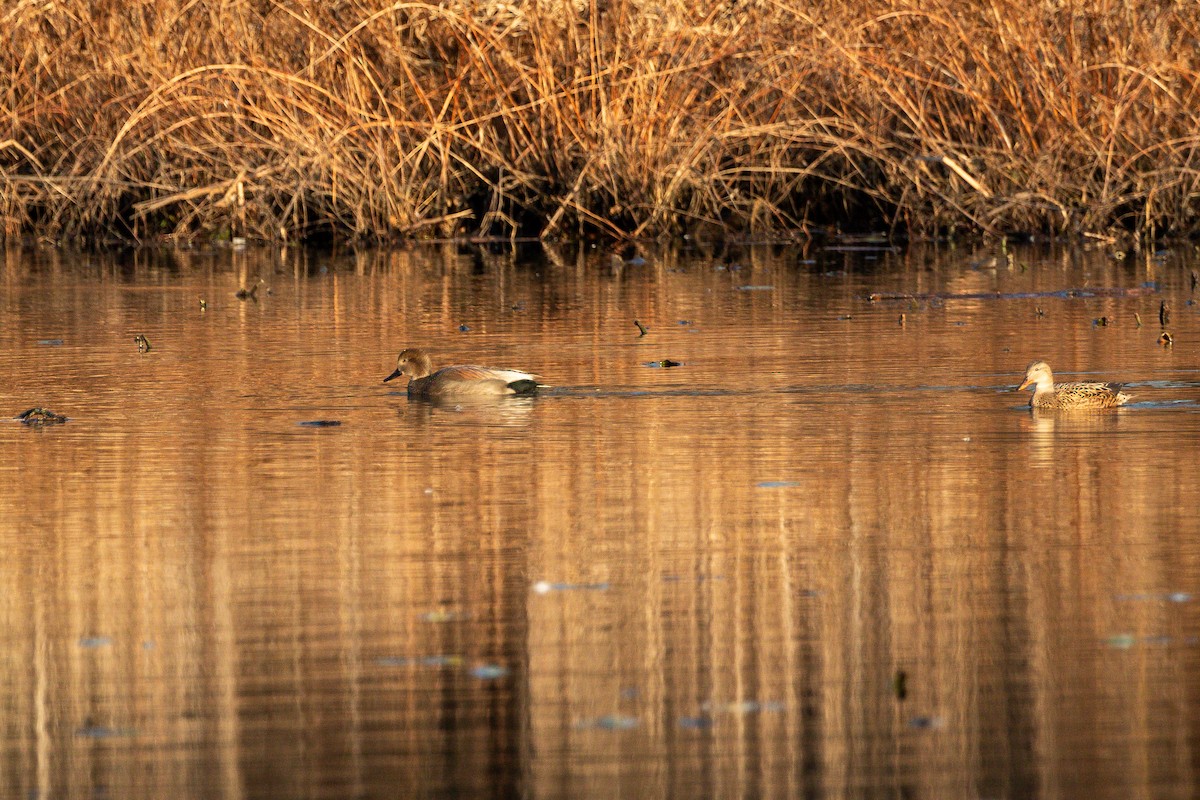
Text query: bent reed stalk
2 0 1199 242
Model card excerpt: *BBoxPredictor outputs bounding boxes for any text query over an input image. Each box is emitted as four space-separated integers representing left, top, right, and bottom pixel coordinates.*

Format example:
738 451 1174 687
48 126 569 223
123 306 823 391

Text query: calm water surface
1 241 1199 799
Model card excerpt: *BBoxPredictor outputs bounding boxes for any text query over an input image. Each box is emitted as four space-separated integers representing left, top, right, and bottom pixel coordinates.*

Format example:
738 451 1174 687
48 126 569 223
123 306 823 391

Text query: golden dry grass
2 0 1199 242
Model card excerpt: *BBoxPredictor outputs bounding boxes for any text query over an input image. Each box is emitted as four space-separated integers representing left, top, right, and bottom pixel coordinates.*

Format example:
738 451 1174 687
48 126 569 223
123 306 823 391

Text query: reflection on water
1 242 1199 799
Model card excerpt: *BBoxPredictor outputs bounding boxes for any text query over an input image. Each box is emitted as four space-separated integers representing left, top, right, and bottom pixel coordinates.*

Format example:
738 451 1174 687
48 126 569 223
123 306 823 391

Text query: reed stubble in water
3 0 1200 241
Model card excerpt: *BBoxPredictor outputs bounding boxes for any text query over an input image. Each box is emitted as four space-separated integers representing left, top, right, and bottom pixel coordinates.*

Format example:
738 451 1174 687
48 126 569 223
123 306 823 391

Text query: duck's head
1018 360 1054 392
383 348 433 383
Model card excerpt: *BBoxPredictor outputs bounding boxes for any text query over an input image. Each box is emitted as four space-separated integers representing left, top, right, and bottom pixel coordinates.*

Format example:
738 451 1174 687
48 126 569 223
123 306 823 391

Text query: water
1 241 1199 799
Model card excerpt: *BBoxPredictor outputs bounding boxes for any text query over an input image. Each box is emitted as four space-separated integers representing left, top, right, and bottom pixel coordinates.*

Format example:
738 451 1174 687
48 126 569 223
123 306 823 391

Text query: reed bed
2 0 1199 242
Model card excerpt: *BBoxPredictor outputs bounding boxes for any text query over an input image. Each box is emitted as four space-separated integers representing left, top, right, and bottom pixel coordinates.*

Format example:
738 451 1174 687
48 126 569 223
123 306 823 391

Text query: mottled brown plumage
1017 360 1130 409
383 348 539 399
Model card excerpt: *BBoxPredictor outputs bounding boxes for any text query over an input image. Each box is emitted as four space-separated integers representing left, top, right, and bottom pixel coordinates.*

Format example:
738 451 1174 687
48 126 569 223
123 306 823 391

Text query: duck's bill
1017 379 1032 391
383 369 403 383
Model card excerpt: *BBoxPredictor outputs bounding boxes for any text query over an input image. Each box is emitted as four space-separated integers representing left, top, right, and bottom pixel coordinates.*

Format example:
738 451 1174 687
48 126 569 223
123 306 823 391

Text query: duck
383 348 540 399
1017 360 1131 409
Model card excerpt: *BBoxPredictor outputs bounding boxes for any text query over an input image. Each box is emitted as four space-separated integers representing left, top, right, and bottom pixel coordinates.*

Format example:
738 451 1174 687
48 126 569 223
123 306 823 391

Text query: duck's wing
440 365 539 384
1057 381 1128 405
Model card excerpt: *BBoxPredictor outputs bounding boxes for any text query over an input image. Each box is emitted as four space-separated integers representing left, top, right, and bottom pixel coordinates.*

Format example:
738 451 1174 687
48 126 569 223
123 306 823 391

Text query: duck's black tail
508 379 540 395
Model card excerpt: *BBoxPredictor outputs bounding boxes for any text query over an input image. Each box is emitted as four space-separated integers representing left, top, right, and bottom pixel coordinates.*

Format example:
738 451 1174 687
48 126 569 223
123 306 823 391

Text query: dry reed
2 0 1199 242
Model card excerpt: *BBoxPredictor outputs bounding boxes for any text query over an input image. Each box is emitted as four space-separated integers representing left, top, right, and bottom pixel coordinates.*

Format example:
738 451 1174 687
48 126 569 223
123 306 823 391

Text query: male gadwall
383 348 539 399
1017 360 1131 409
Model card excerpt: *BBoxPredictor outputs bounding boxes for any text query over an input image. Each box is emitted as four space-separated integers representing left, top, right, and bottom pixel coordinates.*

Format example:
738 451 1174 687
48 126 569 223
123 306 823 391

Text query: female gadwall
383 348 539 399
1017 360 1131 409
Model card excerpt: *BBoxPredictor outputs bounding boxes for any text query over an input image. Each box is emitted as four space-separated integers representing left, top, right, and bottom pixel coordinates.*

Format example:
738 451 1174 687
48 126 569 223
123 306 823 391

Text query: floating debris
644 359 682 368
1134 312 1142 327
1103 633 1198 649
898 313 906 326
297 420 342 427
133 334 151 352
1114 592 1191 603
78 636 113 649
1106 634 1136 649
634 320 649 336
469 664 509 680
76 724 136 739
1159 332 1173 346
574 715 638 730
199 298 207 311
376 655 464 668
701 700 785 715
420 609 470 623
458 324 470 332
533 580 611 594
661 574 726 583
907 716 944 730
1192 270 1198 291
16 407 68 425
1092 316 1110 327
235 280 264 301
1035 307 1044 317
893 670 908 701
37 339 64 346
678 716 715 729
1160 300 1170 325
